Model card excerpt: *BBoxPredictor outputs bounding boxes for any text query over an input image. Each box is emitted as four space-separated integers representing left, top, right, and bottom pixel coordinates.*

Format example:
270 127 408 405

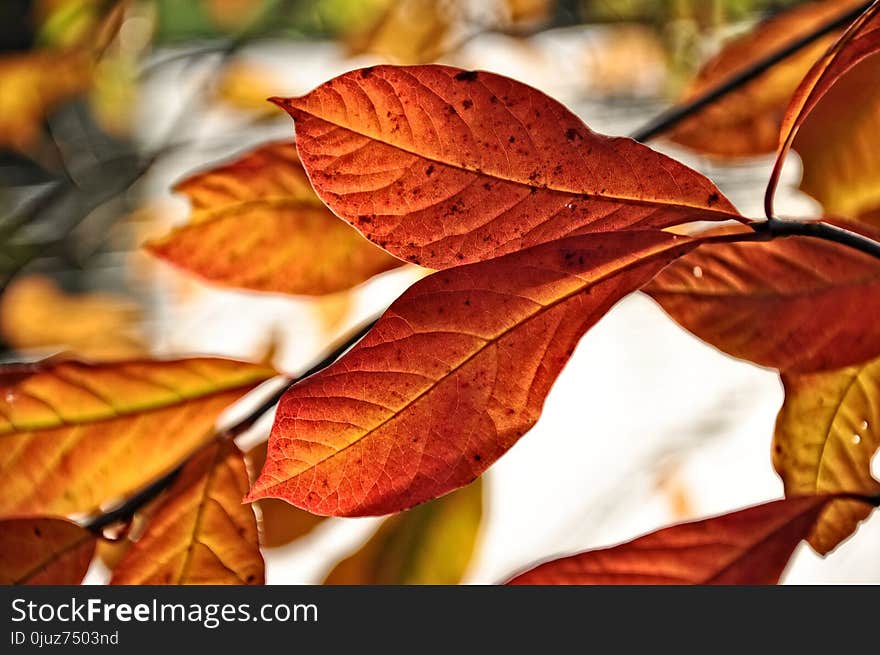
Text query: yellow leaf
774 358 880 554
0 275 146 360
345 0 459 64
0 50 92 151
0 517 95 585
214 60 289 115
0 357 274 517
111 441 264 584
324 479 483 584
785 33 880 219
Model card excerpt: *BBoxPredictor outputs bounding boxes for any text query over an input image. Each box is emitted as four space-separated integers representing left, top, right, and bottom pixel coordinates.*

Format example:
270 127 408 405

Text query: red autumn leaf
0 517 95 585
272 64 740 269
767 0 880 217
644 222 880 373
111 441 264 585
245 441 326 548
507 496 842 585
246 230 694 516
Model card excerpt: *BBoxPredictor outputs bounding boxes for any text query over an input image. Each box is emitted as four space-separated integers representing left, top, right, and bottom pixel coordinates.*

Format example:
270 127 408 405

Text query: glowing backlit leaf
147 142 402 295
111 441 264 584
645 222 880 373
247 230 694 516
273 64 739 269
0 357 274 517
775 359 880 553
246 441 325 548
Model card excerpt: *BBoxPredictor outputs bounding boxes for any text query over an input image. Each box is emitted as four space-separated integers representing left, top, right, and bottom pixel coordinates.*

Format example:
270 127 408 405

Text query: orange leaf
246 230 694 516
214 61 288 115
0 357 274 517
272 64 739 270
0 517 95 585
645 222 880 373
245 441 324 548
767 0 880 218
775 359 880 554
111 441 264 584
147 142 402 296
0 275 146 360
507 496 842 585
667 0 864 158
345 0 458 65
325 478 482 584
0 50 92 151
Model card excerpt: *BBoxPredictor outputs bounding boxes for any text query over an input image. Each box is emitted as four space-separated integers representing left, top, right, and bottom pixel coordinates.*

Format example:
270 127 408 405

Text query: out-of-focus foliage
324 480 483 584
0 274 146 359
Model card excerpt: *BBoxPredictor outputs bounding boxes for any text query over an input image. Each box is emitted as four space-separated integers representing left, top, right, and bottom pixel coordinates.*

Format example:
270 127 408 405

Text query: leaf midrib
289 104 741 220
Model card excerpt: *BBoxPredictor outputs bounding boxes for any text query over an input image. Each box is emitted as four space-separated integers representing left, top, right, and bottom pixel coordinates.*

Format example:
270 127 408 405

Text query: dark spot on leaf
707 192 720 206
33 527 42 537
360 67 374 79
473 454 481 461
454 70 479 82
358 214 372 224
462 99 473 110
426 165 435 176
565 128 579 141
508 136 516 143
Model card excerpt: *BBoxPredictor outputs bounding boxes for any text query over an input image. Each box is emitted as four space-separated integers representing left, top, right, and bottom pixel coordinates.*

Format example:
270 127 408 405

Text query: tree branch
699 218 880 261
